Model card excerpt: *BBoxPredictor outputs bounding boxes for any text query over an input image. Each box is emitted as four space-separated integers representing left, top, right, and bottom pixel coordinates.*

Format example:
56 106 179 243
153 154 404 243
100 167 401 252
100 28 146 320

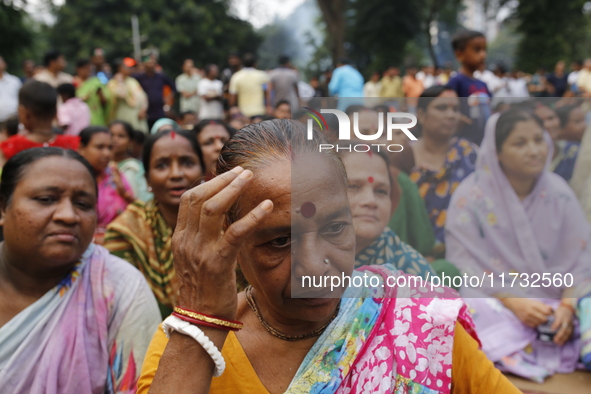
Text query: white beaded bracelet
162 315 226 377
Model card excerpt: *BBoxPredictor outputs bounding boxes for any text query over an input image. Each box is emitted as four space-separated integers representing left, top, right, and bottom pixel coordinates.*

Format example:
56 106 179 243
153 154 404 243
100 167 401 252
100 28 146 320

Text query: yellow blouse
137 322 520 393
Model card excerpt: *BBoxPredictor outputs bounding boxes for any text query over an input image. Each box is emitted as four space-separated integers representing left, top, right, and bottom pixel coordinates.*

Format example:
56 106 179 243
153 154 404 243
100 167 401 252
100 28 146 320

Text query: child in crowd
178 110 198 129
0 80 79 166
57 83 91 136
446 30 492 145
0 115 19 143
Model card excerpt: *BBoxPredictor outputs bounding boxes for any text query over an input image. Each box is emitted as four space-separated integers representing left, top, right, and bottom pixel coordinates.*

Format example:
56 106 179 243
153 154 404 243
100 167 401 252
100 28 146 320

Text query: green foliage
512 0 589 72
315 0 463 75
48 0 261 74
0 1 34 69
347 0 422 73
302 26 332 80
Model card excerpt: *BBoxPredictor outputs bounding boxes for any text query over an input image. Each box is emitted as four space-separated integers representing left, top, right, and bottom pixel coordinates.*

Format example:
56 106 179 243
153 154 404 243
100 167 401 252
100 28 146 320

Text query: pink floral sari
286 265 478 394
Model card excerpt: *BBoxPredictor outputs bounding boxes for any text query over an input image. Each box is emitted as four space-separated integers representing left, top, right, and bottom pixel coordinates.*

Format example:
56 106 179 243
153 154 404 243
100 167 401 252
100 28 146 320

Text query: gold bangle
173 307 244 330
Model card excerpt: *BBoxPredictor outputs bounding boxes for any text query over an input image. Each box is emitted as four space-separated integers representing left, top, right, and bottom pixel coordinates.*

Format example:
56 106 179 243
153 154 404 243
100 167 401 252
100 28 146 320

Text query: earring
147 186 153 192
324 258 330 265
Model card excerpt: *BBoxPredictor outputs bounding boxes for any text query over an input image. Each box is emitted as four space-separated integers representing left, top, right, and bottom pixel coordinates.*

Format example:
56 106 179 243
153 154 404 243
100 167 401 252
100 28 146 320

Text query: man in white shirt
568 61 581 92
506 70 530 99
0 56 22 123
416 65 435 89
33 50 73 88
229 53 270 118
577 59 591 96
474 64 500 94
176 59 201 114
197 64 224 120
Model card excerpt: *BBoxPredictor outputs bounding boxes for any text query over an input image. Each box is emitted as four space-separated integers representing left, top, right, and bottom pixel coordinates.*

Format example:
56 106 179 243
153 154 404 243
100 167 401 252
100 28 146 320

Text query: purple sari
445 112 591 381
0 244 160 393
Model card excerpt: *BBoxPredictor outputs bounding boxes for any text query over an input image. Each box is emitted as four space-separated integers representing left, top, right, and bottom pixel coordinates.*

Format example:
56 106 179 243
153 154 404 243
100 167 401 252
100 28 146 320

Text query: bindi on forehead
367 176 374 183
170 131 176 139
297 202 316 218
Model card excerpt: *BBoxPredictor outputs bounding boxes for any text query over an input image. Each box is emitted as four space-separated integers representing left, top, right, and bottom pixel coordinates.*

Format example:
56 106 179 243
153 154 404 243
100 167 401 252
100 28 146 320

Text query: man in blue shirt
328 59 364 111
134 56 176 130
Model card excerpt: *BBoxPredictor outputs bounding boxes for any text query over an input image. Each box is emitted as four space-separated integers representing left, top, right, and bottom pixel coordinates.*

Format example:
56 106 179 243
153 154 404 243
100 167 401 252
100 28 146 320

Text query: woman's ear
0 200 7 227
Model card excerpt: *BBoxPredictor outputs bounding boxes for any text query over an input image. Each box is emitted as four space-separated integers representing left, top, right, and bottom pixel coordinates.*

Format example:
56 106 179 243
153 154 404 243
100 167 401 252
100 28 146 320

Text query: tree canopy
511 0 590 72
0 1 34 70
48 0 261 74
316 0 463 73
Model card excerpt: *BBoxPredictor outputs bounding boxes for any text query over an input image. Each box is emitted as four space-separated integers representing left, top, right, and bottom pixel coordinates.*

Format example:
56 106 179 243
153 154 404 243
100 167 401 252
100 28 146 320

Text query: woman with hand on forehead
138 119 520 393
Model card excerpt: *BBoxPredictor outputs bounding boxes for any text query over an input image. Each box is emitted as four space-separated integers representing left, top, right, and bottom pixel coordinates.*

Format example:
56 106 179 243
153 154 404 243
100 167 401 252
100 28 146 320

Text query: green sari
388 172 461 288
104 200 176 317
388 171 435 256
77 76 111 126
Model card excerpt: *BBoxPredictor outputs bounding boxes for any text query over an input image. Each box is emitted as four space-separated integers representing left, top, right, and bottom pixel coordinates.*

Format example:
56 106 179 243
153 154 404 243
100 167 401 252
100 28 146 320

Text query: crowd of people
2 27 591 393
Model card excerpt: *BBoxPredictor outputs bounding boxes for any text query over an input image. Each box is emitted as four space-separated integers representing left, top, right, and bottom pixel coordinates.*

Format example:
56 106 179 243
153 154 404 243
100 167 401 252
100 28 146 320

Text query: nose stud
324 258 330 265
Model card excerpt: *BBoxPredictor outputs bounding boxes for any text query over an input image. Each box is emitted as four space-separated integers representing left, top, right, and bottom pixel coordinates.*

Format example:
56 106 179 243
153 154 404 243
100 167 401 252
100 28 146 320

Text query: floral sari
287 265 479 393
409 138 478 244
138 266 523 393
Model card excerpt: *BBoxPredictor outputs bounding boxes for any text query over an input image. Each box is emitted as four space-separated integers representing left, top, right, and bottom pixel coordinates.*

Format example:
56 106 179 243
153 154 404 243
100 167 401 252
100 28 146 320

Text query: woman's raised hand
172 166 273 320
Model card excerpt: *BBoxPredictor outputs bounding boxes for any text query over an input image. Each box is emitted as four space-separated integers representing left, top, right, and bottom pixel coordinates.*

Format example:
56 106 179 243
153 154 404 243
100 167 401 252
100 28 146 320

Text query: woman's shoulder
454 138 479 157
57 134 80 142
449 171 478 201
1 135 31 149
544 171 578 201
105 200 152 236
119 158 143 173
88 244 152 289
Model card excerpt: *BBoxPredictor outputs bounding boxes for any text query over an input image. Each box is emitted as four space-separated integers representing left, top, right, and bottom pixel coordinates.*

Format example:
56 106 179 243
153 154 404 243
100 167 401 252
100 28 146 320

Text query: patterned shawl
355 228 435 279
104 199 177 317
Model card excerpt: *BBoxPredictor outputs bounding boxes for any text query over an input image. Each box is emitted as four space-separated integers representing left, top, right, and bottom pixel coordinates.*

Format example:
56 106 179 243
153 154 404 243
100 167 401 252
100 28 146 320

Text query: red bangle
559 302 576 315
172 312 238 331
173 306 243 331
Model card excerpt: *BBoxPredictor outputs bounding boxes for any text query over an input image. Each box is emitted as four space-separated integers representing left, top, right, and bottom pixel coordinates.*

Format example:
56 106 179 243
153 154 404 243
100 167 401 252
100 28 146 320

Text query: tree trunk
426 22 439 68
316 0 346 66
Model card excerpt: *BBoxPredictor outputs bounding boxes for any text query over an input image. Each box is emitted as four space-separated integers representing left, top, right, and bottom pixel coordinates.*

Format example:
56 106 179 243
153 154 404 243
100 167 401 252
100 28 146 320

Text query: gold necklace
244 286 340 341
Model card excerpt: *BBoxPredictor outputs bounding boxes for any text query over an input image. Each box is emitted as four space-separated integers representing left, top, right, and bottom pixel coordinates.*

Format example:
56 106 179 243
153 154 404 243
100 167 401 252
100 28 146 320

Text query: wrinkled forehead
291 153 349 225
237 154 349 224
